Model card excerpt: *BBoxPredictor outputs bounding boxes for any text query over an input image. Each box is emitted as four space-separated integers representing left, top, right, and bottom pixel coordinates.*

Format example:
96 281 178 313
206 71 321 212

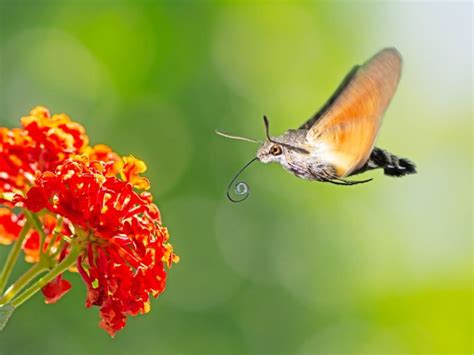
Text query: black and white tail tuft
368 147 417 177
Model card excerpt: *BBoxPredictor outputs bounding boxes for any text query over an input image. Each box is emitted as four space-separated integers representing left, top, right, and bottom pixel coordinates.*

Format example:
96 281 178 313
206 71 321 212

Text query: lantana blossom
0 106 88 195
0 107 177 336
18 157 178 335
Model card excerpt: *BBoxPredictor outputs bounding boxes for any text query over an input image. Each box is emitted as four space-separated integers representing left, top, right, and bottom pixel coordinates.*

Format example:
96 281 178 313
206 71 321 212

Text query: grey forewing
298 64 360 130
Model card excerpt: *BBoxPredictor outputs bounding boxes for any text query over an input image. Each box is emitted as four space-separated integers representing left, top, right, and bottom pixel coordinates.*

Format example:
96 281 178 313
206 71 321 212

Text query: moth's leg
324 179 354 186
330 177 373 185
308 164 338 183
308 163 373 186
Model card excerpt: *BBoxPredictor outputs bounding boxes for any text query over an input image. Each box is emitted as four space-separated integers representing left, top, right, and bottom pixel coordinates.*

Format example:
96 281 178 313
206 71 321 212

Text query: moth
217 47 416 202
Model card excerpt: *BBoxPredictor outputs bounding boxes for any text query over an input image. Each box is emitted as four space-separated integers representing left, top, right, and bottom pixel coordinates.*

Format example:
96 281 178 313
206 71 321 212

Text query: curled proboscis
226 157 258 203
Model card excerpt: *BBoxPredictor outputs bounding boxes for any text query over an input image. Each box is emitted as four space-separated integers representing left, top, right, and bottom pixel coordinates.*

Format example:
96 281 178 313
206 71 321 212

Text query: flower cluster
0 107 177 336
0 106 88 195
23 158 176 335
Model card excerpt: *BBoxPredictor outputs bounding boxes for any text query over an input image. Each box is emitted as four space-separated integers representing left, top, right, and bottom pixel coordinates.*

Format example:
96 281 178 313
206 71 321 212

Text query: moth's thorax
277 129 308 146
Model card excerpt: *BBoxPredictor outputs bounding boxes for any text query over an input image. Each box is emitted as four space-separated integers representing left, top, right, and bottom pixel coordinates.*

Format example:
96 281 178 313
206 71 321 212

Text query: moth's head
216 115 309 164
256 140 285 164
216 116 310 203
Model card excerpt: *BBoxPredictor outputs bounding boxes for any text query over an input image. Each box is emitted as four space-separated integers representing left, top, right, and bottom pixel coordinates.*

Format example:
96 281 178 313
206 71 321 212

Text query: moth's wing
299 65 359 130
306 48 402 177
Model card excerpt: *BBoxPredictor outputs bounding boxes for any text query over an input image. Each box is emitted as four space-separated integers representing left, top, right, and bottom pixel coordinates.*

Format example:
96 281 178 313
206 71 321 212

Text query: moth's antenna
215 130 261 144
262 115 310 154
226 157 259 203
263 115 272 142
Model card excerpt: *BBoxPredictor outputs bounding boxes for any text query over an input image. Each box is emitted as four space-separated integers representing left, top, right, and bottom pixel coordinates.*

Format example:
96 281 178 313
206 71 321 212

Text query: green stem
0 220 31 294
11 243 83 308
50 237 66 259
0 262 47 305
24 210 47 254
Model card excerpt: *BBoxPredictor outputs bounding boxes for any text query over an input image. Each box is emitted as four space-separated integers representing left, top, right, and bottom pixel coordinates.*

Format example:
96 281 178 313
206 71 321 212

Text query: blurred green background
0 1 472 354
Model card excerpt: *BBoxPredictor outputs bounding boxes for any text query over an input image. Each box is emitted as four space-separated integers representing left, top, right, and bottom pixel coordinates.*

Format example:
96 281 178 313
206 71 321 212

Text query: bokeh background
0 1 472 354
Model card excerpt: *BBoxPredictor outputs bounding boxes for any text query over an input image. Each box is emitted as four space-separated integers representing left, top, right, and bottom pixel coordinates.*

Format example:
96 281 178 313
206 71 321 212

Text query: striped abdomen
352 147 417 177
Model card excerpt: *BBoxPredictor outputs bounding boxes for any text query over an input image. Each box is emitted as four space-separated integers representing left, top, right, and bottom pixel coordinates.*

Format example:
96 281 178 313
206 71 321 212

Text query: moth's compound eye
270 145 282 156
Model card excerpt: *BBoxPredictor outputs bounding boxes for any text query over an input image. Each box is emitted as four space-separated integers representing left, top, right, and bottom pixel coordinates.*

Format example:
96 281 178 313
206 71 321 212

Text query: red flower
23 186 47 213
84 144 122 177
41 275 72 304
41 246 72 304
22 157 177 336
0 208 24 245
0 106 89 195
0 127 35 194
21 107 89 164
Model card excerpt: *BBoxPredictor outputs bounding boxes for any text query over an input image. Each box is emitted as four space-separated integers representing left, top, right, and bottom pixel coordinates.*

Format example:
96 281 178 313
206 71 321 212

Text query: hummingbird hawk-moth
217 47 417 202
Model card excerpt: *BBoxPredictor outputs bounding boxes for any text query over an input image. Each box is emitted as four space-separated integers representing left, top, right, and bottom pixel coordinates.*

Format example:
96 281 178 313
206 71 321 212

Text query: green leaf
0 303 15 331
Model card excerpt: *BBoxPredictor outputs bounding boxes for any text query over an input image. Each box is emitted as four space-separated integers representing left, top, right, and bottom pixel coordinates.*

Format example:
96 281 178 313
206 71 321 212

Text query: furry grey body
256 129 336 181
256 129 416 182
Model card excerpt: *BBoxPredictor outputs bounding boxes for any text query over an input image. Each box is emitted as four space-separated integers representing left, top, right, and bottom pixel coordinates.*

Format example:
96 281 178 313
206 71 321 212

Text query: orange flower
121 155 150 190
